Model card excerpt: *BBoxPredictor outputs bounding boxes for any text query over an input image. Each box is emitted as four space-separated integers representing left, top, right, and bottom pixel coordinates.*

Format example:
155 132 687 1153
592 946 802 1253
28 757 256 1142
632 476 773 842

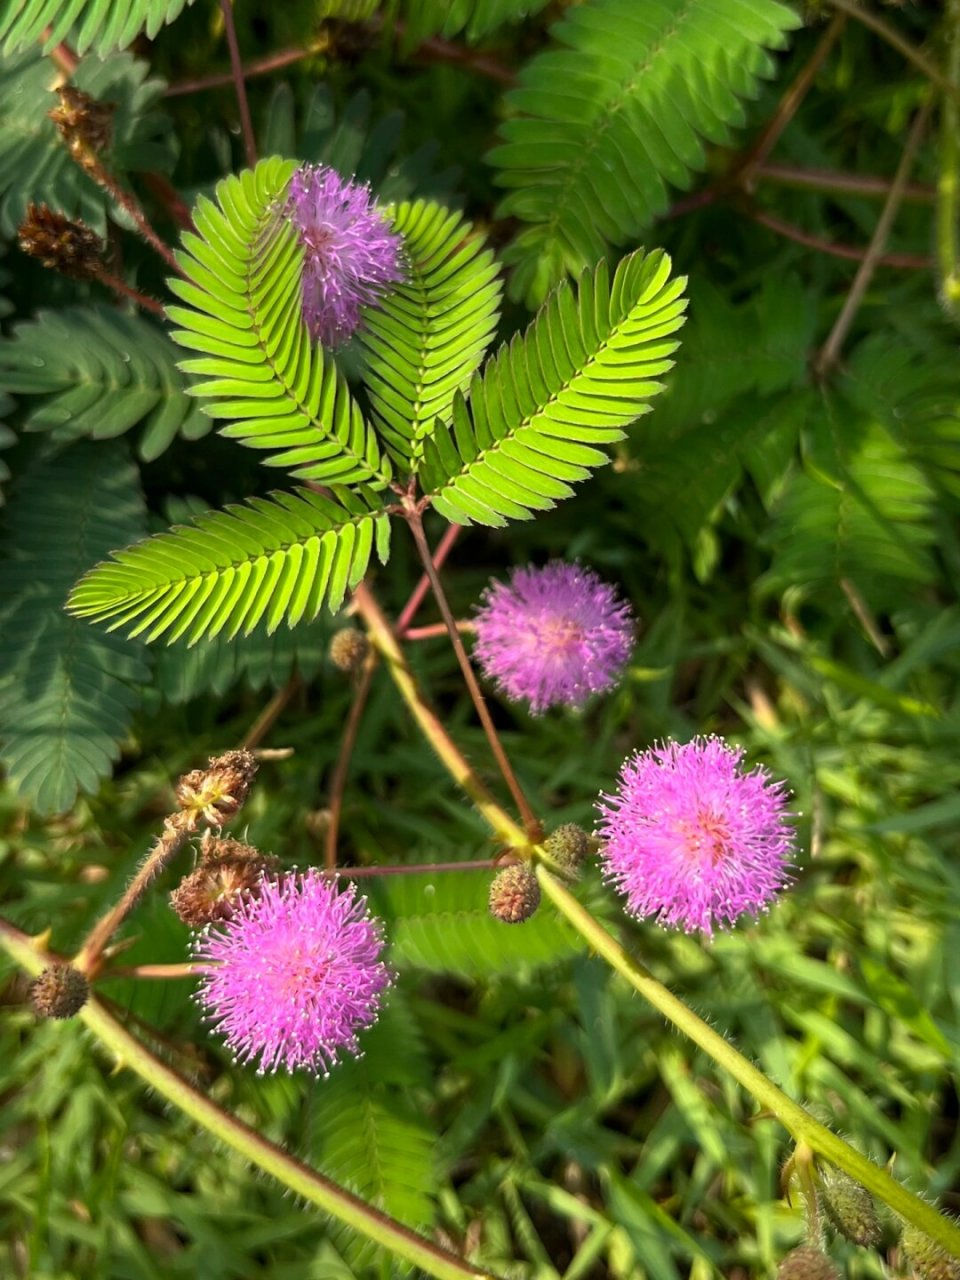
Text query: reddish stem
218 0 257 169
743 205 933 269
396 522 462 635
324 655 377 873
97 269 166 316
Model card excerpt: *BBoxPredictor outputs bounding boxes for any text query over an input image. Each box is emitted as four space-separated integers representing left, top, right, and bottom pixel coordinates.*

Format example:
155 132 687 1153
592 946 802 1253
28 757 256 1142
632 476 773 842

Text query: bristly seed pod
30 964 89 1019
329 628 369 673
819 1163 882 1247
775 1245 842 1280
175 749 259 828
489 864 540 924
544 823 591 874
901 1223 960 1280
18 204 104 280
48 85 115 169
170 839 277 928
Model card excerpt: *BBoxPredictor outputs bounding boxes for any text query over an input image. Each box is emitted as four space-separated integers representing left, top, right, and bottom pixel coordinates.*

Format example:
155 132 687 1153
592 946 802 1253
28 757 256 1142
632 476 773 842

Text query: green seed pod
544 823 591 874
489 864 540 924
819 1164 882 1247
901 1223 960 1280
776 1245 841 1280
329 628 369 673
30 964 89 1019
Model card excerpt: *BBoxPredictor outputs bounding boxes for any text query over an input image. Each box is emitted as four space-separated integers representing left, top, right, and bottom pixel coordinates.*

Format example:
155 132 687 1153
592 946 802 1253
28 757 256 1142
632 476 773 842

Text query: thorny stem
96 269 167 315
396 522 462 635
825 0 960 101
349 578 960 1258
0 920 497 1280
72 811 197 979
816 100 933 376
742 205 933 270
404 509 542 840
325 653 378 872
938 0 960 316
351 581 528 852
218 0 257 169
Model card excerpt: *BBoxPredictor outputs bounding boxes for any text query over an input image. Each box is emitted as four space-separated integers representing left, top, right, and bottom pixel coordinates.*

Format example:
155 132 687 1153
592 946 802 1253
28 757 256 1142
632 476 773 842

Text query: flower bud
175 749 258 828
776 1246 841 1280
329 628 369 673
489 864 540 924
19 204 105 280
170 839 276 928
901 1223 960 1280
49 85 114 169
819 1164 882 1247
544 823 591 874
30 964 89 1019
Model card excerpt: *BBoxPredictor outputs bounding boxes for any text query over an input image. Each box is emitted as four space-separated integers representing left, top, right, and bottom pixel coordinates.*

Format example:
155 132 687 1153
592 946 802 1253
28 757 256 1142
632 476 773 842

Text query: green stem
939 0 960 316
352 583 960 1258
535 868 960 1259
0 919 496 1280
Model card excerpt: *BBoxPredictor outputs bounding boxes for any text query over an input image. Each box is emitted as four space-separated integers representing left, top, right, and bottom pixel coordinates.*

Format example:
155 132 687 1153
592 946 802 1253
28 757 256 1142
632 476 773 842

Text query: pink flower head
287 164 403 348
193 869 391 1075
472 561 635 715
597 737 795 937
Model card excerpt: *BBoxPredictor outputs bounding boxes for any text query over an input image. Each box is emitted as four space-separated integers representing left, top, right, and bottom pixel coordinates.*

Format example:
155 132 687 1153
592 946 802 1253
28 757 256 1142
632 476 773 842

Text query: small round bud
18 204 104 280
819 1165 882 1247
544 823 591 873
175 749 258 827
30 964 89 1019
489 864 540 924
776 1246 841 1280
902 1223 960 1280
329 628 369 673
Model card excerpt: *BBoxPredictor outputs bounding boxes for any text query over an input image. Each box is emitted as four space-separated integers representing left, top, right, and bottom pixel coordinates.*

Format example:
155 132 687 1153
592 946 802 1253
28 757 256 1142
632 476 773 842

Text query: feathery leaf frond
167 156 393 490
489 0 800 304
0 0 194 56
0 442 150 814
0 306 209 461
67 486 391 645
360 201 502 468
420 248 686 526
397 0 551 43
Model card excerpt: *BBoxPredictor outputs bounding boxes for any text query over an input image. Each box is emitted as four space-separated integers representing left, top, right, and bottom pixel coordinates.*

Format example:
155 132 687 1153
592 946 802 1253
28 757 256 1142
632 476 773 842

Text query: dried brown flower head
49 85 115 169
30 964 89 1019
170 838 277 928
175 749 259 828
18 204 104 280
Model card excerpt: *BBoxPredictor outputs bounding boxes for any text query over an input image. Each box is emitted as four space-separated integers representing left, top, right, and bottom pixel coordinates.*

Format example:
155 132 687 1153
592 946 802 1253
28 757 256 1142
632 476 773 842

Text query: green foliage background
1 0 960 1277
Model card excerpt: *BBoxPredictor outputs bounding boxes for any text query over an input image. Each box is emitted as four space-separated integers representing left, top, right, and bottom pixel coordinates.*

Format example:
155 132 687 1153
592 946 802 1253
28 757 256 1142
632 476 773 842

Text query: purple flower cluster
597 737 795 937
473 561 635 714
287 164 403 348
193 870 391 1075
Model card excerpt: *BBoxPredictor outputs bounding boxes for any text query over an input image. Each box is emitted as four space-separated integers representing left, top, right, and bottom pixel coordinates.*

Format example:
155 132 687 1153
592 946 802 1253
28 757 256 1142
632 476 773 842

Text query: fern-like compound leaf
360 201 502 469
67 486 391 645
420 248 686 527
167 156 393 491
0 306 209 461
0 0 194 56
489 0 800 304
397 0 551 43
0 442 150 814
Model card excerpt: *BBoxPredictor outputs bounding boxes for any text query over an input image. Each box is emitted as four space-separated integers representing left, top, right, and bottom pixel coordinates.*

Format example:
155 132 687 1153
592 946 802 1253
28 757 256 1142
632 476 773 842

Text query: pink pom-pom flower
287 164 403 348
193 869 391 1075
472 561 635 715
597 737 796 937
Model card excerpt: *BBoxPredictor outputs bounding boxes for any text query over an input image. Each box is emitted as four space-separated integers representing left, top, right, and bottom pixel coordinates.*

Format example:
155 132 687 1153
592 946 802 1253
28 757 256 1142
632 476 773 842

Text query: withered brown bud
819 1164 882 1247
489 864 540 924
329 628 369 673
30 964 89 1019
175 749 259 828
170 839 276 928
18 204 104 280
49 85 115 168
775 1246 841 1280
901 1224 960 1280
544 823 591 874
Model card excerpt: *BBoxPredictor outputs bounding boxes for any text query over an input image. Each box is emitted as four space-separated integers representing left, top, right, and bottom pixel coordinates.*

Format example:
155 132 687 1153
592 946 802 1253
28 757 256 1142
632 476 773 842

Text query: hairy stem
404 509 541 840
96 269 167 315
816 100 932 375
357 581 960 1256
352 582 528 851
218 0 257 169
938 0 960 316
396 522 462 635
0 920 497 1280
